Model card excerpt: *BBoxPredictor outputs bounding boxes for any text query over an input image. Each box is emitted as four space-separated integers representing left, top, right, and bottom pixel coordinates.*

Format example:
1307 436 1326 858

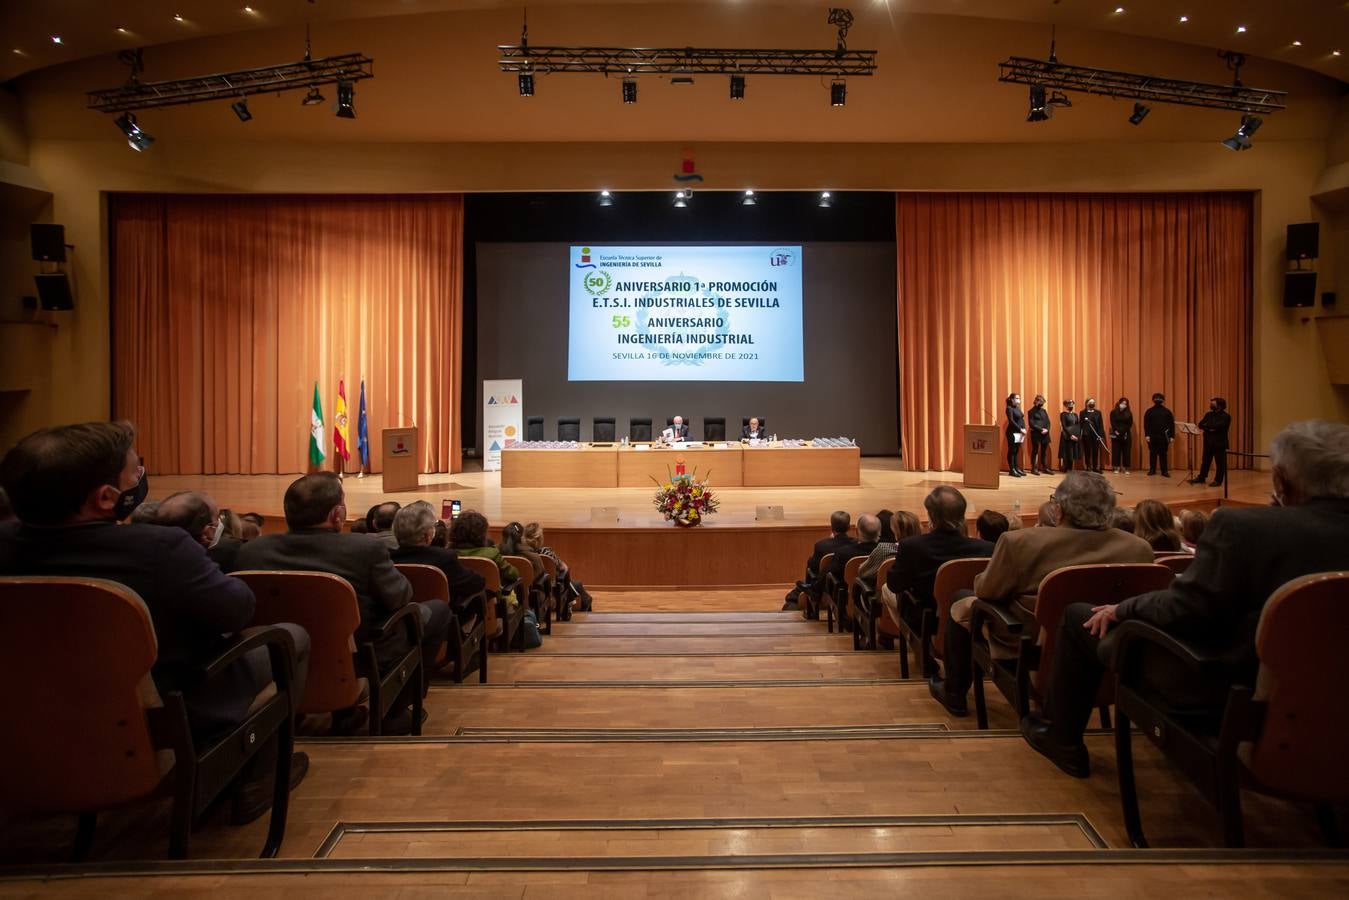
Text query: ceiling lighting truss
88 52 374 114
997 56 1285 115
498 46 877 78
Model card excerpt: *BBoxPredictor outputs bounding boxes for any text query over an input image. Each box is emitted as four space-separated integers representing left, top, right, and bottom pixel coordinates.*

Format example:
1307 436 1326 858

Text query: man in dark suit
366 501 401 550
0 421 309 819
663 416 690 441
1143 392 1174 477
1022 420 1349 777
742 417 766 440
389 501 486 625
236 472 448 734
1192 396 1233 487
155 490 244 573
883 487 994 671
826 514 881 628
786 510 854 614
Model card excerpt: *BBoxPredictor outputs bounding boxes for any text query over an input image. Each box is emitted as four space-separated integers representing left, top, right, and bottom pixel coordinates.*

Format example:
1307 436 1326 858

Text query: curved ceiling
4 0 1348 85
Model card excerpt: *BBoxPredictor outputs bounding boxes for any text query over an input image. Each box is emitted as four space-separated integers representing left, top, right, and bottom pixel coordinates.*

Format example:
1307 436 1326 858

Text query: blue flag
356 380 370 468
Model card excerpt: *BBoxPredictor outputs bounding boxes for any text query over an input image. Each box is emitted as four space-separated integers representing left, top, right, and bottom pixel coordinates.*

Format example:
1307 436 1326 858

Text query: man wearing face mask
155 490 244 573
0 421 309 815
1143 393 1174 477
1192 396 1232 488
1027 394 1052 476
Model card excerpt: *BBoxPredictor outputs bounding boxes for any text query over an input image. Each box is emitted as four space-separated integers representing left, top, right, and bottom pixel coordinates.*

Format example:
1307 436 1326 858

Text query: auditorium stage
154 459 1269 588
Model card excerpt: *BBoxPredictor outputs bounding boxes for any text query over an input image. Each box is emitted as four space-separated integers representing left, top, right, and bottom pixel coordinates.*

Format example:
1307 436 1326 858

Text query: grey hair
856 513 881 541
923 485 968 533
1271 420 1349 500
1051 471 1116 530
394 500 438 547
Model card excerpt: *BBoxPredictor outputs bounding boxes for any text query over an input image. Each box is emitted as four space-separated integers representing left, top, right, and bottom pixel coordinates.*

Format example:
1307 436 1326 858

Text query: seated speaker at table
661 416 689 442
743 417 766 440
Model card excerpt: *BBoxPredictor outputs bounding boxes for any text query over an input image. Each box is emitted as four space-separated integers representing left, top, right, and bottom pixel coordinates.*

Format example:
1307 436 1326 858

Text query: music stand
1175 422 1201 486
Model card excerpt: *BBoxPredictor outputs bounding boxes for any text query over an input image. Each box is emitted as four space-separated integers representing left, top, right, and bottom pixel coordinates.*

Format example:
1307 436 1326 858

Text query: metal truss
497 46 878 77
88 53 374 114
998 57 1286 114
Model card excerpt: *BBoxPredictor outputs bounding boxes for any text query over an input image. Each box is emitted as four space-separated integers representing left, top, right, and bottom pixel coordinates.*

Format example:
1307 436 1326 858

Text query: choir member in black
1004 393 1028 477
1143 392 1174 477
1191 396 1232 487
1027 394 1053 475
1079 398 1106 473
1058 399 1082 472
1109 397 1133 475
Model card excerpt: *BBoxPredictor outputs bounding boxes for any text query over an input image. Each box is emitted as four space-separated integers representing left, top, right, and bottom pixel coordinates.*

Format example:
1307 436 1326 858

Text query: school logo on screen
769 248 798 268
575 246 596 270
583 270 613 296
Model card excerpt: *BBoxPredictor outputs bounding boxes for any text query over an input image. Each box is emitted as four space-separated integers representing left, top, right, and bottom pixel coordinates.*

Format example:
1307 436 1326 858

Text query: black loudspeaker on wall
30 224 66 263
35 273 74 311
1286 222 1319 261
1283 271 1317 308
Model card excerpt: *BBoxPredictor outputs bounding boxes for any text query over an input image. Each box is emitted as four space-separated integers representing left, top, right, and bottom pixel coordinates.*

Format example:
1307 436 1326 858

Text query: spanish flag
333 378 350 466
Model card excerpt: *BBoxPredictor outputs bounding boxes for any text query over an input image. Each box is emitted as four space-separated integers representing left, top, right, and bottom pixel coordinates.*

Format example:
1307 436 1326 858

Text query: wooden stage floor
153 458 1271 531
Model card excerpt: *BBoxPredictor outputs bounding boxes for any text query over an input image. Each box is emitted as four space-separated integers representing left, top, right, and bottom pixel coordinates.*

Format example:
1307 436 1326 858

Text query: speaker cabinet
1286 222 1319 261
35 273 74 310
1283 271 1317 308
31 224 66 262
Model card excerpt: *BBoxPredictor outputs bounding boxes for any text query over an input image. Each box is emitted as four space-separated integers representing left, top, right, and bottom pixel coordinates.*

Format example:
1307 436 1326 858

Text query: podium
962 423 1001 490
382 427 420 492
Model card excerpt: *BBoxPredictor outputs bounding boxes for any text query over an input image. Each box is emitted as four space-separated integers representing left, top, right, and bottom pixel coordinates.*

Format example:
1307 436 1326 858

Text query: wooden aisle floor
2 586 1346 897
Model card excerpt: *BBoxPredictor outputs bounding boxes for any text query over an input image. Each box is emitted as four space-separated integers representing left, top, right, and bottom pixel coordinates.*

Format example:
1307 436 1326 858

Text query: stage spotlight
818 191 833 209
673 190 689 208
302 86 325 106
1129 102 1150 125
518 72 534 97
231 98 252 121
335 80 355 118
622 79 637 104
1027 84 1050 122
830 80 846 107
1221 114 1261 150
114 112 154 151
742 189 756 206
729 74 745 99
598 190 613 207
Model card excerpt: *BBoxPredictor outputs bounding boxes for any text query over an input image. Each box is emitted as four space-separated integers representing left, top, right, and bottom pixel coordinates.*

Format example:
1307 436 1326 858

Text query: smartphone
451 499 462 520
441 498 455 520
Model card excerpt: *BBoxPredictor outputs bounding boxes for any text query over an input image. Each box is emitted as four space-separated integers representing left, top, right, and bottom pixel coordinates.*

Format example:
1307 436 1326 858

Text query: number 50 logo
583 271 613 296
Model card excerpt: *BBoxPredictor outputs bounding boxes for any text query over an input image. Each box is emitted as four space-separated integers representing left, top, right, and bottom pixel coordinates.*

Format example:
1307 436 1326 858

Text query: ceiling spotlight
1236 25 1247 34
730 74 745 100
673 190 689 208
622 79 637 104
742 189 757 206
242 5 255 13
1027 84 1050 122
116 27 130 35
231 98 252 121
598 190 613 207
1221 114 1262 151
114 112 154 152
335 80 355 118
1114 7 1125 14
1129 102 1150 125
1335 50 1343 57
1178 15 1189 24
301 86 325 106
518 72 534 96
50 35 63 45
1292 40 1303 47
830 80 846 107
173 14 185 23
818 191 833 208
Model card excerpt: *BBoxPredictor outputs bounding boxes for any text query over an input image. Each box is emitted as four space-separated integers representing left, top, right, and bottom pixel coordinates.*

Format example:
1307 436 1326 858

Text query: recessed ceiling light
173 14 185 23
1236 25 1247 34
50 35 63 45
11 48 23 56
1114 6 1125 13
1292 40 1303 47
1335 50 1344 57
242 6 255 13
116 27 129 34
1178 15 1189 24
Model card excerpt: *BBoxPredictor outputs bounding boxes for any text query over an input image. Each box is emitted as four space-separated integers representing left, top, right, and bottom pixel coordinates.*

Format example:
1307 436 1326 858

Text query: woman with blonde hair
524 521 593 614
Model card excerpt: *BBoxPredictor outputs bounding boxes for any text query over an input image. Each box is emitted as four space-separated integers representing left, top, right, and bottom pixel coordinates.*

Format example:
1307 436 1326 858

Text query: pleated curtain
111 193 464 475
896 192 1253 472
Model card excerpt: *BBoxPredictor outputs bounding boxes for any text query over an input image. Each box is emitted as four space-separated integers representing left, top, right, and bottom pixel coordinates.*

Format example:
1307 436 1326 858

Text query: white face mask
208 515 225 549
1119 403 1127 410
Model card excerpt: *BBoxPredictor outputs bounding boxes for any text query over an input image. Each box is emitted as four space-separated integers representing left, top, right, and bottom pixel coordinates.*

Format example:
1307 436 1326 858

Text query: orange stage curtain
896 192 1252 473
111 193 463 475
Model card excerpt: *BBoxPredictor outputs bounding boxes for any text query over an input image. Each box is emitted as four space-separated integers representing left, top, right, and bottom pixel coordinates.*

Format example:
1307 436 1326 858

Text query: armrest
458 589 486 622
969 598 1024 634
195 625 296 691
1110 620 1227 681
368 601 425 645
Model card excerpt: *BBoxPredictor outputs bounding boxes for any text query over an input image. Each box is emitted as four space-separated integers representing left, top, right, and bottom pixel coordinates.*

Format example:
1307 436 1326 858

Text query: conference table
500 442 861 488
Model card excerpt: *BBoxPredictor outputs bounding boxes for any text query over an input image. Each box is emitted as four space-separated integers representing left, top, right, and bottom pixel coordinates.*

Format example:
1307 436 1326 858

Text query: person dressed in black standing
1143 392 1174 477
1005 393 1028 478
1192 396 1232 487
1109 397 1133 476
1028 394 1052 475
1079 398 1106 473
1058 400 1082 472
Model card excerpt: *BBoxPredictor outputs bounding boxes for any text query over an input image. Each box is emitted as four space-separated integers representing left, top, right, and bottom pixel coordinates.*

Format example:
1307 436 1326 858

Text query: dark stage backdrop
468 192 899 455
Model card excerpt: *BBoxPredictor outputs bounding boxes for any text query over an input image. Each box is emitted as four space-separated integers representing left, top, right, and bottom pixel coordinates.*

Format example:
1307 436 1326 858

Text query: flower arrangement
652 463 720 527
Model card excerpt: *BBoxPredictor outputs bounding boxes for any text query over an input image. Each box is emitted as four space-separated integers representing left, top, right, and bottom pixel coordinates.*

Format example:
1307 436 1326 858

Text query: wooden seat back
459 556 503 593
843 556 866 618
1246 572 1349 801
1032 563 1173 698
539 555 559 582
931 557 990 660
503 555 536 596
0 577 167 815
873 558 899 636
396 563 450 604
232 570 363 714
1154 554 1195 576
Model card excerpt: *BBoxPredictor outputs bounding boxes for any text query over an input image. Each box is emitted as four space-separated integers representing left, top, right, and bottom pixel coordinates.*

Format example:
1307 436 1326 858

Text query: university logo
583 270 613 296
575 246 597 269
769 248 797 268
486 394 520 405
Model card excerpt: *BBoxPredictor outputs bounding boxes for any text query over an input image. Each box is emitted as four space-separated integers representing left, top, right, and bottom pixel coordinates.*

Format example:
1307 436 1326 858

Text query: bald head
857 514 880 541
156 491 219 547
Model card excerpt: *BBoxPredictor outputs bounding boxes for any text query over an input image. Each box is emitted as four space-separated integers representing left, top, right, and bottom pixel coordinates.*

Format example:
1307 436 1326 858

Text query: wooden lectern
962 423 1001 490
382 426 420 492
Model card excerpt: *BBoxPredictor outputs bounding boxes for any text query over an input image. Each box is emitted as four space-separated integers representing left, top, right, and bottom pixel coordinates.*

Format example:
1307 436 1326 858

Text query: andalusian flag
357 380 370 469
309 382 326 465
333 379 350 465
